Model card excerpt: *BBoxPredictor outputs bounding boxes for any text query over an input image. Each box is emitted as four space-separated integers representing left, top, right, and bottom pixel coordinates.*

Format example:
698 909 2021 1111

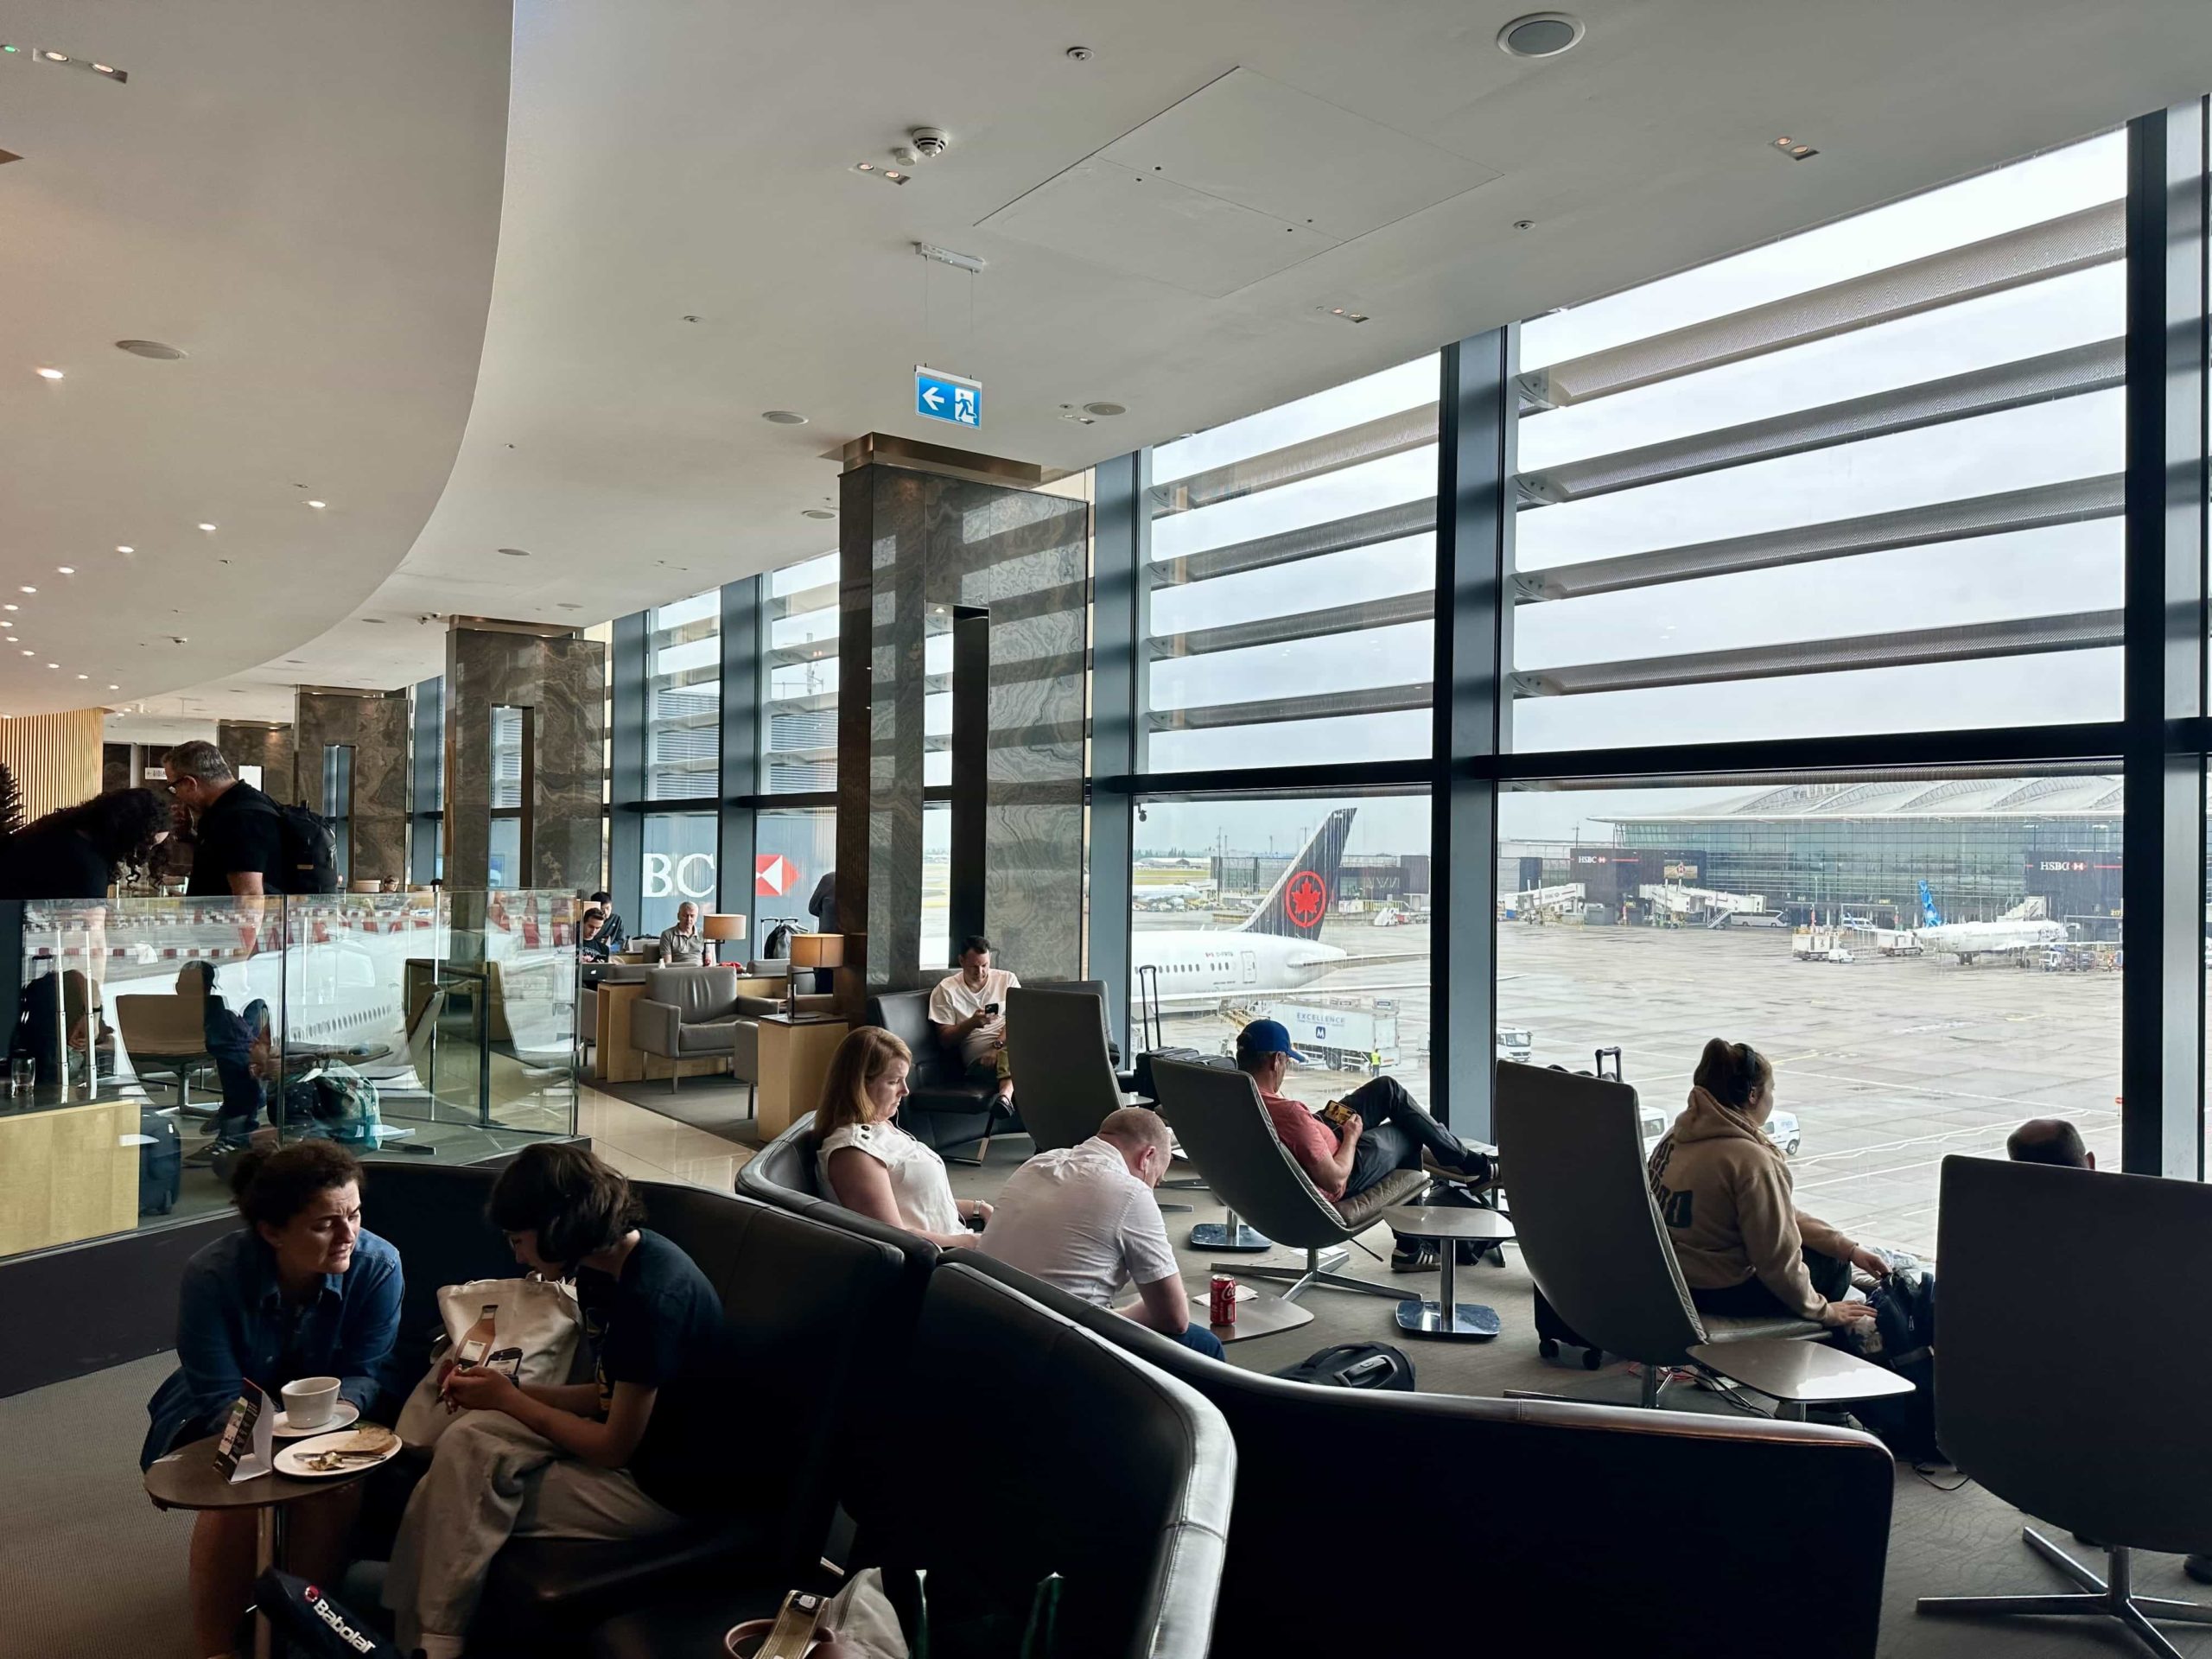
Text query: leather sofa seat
359 1164 912 1657
592 1262 1231 1659
957 1251 1895 1658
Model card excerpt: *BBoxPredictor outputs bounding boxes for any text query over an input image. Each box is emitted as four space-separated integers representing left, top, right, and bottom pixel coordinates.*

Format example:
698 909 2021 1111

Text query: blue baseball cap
1236 1018 1306 1064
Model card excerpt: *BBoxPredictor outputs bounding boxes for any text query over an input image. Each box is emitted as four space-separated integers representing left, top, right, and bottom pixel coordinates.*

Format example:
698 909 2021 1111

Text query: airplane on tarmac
1913 880 2068 964
1133 808 1421 1011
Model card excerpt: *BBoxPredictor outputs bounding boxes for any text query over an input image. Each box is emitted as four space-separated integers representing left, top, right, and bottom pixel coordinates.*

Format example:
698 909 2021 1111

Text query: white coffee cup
282 1376 342 1430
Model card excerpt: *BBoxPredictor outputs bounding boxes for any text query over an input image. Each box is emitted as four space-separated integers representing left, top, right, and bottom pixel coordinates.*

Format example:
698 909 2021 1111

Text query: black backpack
250 1571 402 1657
1273 1341 1416 1392
271 801 340 893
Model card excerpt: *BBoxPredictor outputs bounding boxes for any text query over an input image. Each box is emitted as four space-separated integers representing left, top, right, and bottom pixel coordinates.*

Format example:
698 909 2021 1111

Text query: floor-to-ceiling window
639 589 721 931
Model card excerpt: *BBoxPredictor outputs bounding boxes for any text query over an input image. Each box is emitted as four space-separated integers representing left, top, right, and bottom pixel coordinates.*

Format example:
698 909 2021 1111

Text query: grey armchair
1918 1154 2212 1656
632 966 758 1099
1003 986 1122 1154
1152 1058 1425 1313
1496 1060 1830 1407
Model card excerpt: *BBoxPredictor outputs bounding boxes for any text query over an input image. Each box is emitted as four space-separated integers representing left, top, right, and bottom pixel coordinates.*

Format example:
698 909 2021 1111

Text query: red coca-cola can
1209 1274 1238 1327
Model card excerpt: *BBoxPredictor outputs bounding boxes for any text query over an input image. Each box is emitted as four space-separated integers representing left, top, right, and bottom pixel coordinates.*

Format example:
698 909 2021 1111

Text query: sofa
355 1160 915 1657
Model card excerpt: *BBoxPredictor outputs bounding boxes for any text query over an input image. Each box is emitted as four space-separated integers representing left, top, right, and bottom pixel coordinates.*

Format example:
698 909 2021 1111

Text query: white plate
273 1425 401 1479
271 1399 359 1439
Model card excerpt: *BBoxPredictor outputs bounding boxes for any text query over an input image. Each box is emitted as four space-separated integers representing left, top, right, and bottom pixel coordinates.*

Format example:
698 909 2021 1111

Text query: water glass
10 1058 34 1096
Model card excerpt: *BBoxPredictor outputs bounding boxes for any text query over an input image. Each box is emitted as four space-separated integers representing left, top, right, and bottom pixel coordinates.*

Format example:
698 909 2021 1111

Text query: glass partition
0 892 580 1262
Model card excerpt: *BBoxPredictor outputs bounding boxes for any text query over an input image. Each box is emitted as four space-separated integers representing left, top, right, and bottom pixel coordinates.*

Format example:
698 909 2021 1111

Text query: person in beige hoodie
1647 1039 1882 1328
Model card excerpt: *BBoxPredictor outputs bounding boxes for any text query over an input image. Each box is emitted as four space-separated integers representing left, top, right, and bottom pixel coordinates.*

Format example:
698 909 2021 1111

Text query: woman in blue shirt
143 1140 403 1658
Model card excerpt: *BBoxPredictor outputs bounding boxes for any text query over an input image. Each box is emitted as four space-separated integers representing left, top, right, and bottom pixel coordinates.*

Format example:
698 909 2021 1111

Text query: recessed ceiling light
116 545 133 554
74 673 86 679
762 410 808 425
55 568 72 575
852 162 910 186
307 499 326 510
198 523 216 531
35 367 62 380
115 340 185 360
1771 135 1819 160
497 547 530 557
18 587 34 594
1321 306 1371 324
1083 402 1128 417
801 508 837 520
1497 11 1585 57
5 606 18 613
107 684 118 691
46 664 57 670
19 652 30 658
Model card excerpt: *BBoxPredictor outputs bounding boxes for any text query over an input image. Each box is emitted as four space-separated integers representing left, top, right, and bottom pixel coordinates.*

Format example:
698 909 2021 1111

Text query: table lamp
788 932 843 1020
702 912 746 968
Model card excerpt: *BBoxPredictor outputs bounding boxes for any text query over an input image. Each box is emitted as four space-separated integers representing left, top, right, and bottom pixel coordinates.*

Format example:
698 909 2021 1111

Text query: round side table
1379 1205 1516 1340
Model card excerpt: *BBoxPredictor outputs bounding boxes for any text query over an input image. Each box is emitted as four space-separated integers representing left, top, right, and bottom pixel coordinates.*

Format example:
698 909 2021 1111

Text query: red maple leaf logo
1286 870 1327 930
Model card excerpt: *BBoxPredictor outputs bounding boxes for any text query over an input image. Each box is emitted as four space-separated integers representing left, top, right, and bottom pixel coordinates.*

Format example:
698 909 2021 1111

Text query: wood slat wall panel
0 709 105 819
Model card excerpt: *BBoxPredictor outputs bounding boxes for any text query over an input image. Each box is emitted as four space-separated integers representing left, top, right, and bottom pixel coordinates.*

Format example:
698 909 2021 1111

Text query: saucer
271 1399 359 1438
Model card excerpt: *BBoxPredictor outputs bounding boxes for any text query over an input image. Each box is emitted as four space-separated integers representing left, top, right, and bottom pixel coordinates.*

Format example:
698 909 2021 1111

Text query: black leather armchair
867 988 1014 1155
590 1262 1232 1659
957 1251 1896 1659
359 1164 912 1657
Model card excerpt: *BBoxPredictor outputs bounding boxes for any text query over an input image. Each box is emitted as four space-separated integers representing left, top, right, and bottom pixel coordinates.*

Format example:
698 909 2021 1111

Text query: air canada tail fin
1918 880 1942 929
1238 807 1357 940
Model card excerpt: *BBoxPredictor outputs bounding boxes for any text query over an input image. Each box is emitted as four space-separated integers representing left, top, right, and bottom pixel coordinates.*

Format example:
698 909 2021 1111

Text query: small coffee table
1686 1338 1916 1421
1380 1205 1516 1340
145 1431 385 1658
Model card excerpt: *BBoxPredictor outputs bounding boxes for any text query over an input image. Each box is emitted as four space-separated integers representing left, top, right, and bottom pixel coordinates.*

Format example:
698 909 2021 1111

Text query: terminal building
1579 777 2128 933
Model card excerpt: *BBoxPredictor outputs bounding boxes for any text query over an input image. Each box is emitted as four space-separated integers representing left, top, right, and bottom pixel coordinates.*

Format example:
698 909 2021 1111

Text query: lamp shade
702 913 747 943
791 931 843 969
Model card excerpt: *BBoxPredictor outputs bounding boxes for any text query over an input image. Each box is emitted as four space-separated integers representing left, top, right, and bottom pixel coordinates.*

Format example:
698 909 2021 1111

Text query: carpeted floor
15 1140 2208 1657
594 1075 766 1147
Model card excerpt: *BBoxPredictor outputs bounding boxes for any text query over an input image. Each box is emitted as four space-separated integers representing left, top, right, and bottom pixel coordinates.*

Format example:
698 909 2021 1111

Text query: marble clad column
214 721 296 806
289 690 408 884
442 620 606 891
835 438 1088 1005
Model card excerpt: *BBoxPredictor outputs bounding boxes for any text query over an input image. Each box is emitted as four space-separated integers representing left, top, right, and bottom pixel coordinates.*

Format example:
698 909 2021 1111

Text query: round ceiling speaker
115 339 187 359
1497 13 1585 58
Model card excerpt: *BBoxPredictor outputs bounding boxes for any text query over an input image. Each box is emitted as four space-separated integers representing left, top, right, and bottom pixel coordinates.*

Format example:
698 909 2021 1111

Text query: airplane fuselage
1134 928 1346 1006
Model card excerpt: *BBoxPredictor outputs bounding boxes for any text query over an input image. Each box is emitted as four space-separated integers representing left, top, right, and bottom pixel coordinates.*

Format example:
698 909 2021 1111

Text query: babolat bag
251 1570 402 1657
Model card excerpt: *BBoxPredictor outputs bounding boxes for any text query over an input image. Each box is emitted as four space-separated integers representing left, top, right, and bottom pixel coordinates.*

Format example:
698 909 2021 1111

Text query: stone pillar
834 435 1089 1006
214 721 296 804
443 620 605 891
289 690 408 886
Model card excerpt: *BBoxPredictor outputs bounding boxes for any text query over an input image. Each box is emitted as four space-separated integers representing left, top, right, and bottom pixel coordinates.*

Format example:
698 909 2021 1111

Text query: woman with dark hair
383 1144 724 1659
0 785 173 897
814 1025 988 1249
141 1141 402 1657
1646 1039 1884 1327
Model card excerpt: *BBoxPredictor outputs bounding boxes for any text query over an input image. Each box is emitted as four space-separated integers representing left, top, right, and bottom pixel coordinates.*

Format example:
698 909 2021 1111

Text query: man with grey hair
980 1106 1222 1358
656 900 709 966
163 740 284 897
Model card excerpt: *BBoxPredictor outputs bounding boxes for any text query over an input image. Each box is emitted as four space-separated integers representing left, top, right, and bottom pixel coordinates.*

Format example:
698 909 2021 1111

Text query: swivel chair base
1191 1208 1272 1252
1919 1530 2212 1659
1220 1244 1399 1306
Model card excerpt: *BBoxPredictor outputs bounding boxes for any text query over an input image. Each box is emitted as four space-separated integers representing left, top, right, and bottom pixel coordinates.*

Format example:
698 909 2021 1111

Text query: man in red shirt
1236 1020 1497 1261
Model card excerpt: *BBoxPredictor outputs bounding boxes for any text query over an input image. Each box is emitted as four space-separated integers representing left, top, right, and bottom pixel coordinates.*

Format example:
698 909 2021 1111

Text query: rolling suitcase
137 1109 181 1216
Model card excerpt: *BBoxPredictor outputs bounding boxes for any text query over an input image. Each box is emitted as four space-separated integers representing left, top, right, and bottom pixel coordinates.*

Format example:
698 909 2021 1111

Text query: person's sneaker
1391 1241 1440 1273
1422 1147 1503 1192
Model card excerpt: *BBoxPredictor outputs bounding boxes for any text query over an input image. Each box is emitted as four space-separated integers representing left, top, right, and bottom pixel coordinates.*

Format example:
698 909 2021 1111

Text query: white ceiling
24 0 2212 714
0 0 510 715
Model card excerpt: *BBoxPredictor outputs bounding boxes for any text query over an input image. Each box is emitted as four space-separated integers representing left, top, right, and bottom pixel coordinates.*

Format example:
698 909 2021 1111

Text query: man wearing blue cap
1234 1018 1497 1256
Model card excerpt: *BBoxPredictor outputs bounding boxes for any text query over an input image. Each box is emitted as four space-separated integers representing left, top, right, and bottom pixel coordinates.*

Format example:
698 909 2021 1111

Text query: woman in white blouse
814 1027 990 1249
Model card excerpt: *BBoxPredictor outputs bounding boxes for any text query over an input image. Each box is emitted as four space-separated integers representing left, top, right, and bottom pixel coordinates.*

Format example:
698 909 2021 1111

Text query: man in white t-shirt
979 1107 1223 1358
927 934 1020 1106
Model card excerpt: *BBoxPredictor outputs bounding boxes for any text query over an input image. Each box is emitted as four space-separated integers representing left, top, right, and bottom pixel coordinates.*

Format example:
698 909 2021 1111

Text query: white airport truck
1274 999 1402 1072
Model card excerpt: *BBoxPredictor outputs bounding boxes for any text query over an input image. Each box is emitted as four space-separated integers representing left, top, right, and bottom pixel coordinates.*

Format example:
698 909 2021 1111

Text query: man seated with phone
928 933 1020 1108
1234 1019 1500 1271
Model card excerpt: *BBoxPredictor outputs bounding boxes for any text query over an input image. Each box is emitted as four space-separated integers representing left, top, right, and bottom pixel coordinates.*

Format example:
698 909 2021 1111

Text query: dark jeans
206 991 270 1146
1344 1075 1482 1196
1689 1247 1853 1319
1170 1324 1226 1360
